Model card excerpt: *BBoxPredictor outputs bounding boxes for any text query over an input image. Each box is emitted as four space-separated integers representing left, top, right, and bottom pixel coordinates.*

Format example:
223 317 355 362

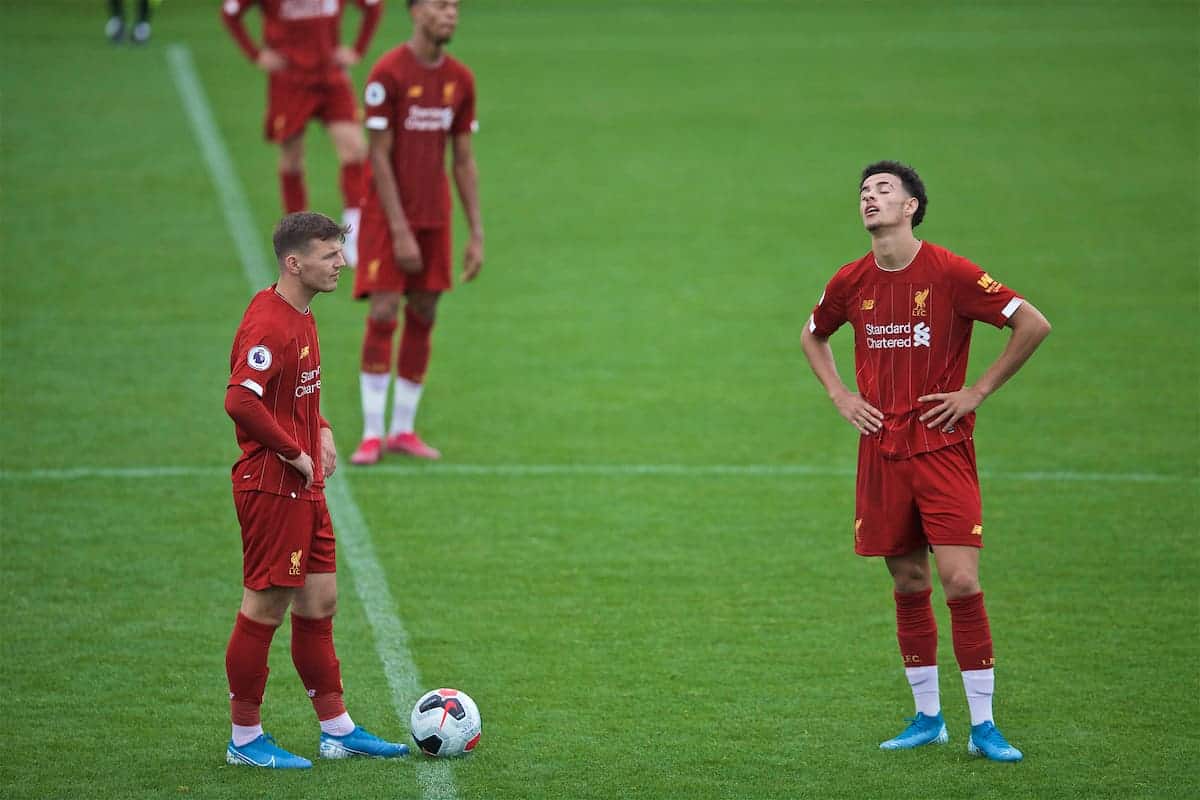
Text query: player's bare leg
878 548 948 750
291 572 407 758
278 134 307 214
328 122 367 267
226 586 312 768
352 291 403 465
931 545 1022 761
386 290 441 459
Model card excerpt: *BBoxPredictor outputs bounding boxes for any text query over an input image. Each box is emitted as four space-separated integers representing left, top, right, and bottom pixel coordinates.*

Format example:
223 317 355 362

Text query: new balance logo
913 322 931 347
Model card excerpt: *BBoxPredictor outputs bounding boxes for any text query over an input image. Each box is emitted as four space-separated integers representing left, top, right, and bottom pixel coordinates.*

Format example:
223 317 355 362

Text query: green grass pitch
2 1 1197 798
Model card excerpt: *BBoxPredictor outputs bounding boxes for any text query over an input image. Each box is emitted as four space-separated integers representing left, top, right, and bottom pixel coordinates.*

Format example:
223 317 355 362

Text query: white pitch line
167 45 457 799
1 462 1194 484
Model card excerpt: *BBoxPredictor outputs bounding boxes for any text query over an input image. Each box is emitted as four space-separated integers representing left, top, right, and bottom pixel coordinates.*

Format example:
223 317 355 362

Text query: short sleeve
450 70 477 135
229 324 286 398
808 274 848 337
363 62 398 132
947 255 1023 329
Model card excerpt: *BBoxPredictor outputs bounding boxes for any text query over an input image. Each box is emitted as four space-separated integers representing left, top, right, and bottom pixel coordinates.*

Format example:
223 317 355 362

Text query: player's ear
284 253 302 275
904 196 919 220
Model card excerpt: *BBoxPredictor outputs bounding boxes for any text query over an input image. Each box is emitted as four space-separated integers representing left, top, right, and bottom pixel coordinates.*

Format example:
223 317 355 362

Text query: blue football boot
968 721 1024 762
319 725 409 759
879 712 949 750
226 733 313 769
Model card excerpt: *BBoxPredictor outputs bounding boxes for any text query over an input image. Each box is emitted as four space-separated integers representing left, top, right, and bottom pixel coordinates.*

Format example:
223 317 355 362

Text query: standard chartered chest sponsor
864 322 931 349
296 364 321 397
404 105 454 131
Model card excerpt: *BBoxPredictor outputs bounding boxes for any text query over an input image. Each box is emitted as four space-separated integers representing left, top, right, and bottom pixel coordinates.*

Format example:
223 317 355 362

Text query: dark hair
861 160 928 228
272 212 347 261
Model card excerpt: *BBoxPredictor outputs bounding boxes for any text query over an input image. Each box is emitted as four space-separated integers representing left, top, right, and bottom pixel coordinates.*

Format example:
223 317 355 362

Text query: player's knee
940 570 981 600
892 570 930 593
406 295 439 325
368 294 402 321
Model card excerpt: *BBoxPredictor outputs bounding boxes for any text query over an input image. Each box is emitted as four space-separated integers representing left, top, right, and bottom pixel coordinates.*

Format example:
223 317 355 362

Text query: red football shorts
353 221 452 298
264 70 359 143
234 491 337 590
853 438 984 557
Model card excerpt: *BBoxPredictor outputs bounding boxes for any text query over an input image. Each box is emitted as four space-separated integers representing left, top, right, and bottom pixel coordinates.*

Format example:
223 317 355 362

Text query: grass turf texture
2 1 1197 798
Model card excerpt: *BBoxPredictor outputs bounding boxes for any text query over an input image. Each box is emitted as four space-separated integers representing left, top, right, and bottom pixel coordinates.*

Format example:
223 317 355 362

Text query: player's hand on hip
462 235 484 282
319 427 338 478
333 46 361 69
393 230 423 275
278 451 315 489
256 48 287 72
832 390 884 435
918 386 984 431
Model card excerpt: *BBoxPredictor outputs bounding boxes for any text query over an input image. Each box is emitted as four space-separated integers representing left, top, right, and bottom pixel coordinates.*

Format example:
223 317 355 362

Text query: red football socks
290 613 346 721
226 612 278 726
947 591 995 671
339 161 366 210
894 588 938 667
280 171 307 214
397 306 434 383
361 316 397 374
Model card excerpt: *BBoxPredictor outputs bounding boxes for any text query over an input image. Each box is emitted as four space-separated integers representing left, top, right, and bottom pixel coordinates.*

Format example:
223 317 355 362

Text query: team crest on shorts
247 345 272 371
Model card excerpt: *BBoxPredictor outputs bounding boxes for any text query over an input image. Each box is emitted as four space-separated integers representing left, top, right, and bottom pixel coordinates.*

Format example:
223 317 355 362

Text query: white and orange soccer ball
410 688 481 757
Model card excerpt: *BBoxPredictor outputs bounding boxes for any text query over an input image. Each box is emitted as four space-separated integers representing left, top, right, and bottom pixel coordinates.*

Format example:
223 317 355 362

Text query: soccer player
348 0 483 464
105 0 152 44
223 212 406 768
220 0 384 265
800 162 1051 762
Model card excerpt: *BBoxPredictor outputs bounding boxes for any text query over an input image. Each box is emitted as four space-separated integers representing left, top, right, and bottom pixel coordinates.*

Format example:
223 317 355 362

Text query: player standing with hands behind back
350 0 484 465
221 0 383 265
223 213 406 768
800 162 1051 762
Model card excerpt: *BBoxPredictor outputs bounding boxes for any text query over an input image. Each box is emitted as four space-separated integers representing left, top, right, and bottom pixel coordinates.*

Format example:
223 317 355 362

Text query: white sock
320 711 356 737
342 208 361 265
962 668 995 726
360 372 390 440
388 377 423 436
905 665 941 717
232 723 263 747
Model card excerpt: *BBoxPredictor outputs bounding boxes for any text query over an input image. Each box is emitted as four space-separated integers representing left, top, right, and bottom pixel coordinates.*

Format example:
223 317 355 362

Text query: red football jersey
228 287 325 498
221 0 382 77
362 44 477 228
809 241 1023 459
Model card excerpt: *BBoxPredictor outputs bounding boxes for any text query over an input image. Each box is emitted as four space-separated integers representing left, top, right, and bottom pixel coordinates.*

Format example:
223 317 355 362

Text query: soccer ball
410 688 481 757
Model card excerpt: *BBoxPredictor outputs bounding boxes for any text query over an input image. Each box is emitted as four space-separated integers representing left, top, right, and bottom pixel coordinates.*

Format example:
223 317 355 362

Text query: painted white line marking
167 44 457 798
1 463 1193 484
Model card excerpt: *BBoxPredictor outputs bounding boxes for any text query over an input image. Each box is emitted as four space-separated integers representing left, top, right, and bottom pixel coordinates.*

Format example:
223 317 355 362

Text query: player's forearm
352 1 383 57
369 151 410 237
225 386 303 459
973 303 1052 399
800 327 851 400
452 159 484 238
220 12 260 61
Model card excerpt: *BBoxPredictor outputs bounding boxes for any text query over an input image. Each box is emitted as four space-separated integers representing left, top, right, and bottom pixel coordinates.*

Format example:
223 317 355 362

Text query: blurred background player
223 212 406 768
220 0 384 265
349 0 483 464
800 161 1051 762
105 0 152 44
